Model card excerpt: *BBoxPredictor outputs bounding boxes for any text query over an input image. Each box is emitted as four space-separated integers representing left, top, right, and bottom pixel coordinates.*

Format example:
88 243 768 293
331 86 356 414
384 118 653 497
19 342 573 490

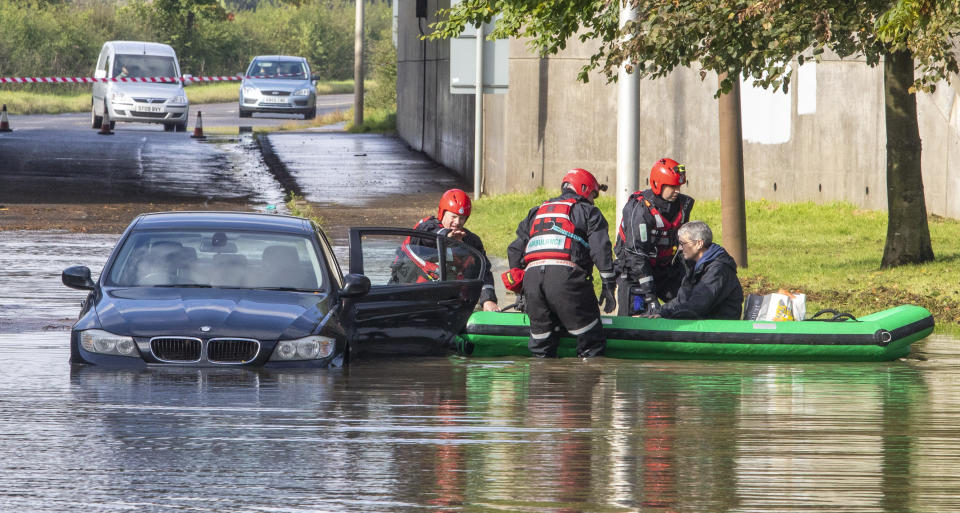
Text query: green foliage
365 38 397 111
0 0 392 81
429 0 958 95
876 0 960 91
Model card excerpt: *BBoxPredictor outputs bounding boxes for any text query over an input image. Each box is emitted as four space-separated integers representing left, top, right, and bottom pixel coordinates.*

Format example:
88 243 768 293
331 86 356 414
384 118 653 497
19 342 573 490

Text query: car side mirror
340 273 370 298
181 74 193 86
311 74 321 82
94 69 106 79
63 266 96 290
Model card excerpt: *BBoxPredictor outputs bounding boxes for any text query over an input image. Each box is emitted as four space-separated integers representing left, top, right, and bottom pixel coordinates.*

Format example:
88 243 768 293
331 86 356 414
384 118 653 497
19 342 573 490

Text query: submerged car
62 212 486 368
239 56 318 119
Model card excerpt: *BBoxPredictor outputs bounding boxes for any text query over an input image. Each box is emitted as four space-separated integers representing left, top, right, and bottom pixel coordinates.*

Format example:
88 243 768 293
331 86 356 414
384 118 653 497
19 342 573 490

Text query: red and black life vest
617 193 687 267
523 198 589 264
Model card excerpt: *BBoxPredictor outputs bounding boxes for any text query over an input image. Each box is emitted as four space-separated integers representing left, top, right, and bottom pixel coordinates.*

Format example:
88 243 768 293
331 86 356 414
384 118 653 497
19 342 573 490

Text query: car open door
341 227 486 357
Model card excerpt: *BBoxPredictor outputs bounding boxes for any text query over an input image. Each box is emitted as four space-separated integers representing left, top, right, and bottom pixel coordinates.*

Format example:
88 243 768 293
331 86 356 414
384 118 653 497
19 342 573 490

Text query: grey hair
679 220 713 247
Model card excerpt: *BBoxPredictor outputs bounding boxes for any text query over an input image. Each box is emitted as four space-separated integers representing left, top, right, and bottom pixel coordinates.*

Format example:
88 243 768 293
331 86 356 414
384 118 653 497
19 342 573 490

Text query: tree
430 0 960 267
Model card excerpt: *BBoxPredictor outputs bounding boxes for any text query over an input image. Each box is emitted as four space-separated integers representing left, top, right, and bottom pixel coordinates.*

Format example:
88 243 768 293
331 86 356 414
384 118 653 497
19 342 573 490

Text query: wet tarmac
0 129 261 203
263 133 462 207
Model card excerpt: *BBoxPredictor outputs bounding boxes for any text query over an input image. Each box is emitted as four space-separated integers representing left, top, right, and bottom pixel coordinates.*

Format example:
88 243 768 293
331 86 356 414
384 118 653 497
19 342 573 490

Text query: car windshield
248 60 307 79
106 230 326 290
114 55 178 79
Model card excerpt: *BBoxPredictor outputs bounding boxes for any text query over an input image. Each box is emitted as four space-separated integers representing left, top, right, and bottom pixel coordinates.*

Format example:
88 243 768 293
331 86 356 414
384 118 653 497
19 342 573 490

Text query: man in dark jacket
615 158 694 316
393 188 498 311
506 168 617 358
650 220 743 320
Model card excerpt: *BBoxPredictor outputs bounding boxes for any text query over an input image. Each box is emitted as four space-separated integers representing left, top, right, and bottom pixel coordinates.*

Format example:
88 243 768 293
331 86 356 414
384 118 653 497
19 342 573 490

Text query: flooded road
3 331 960 512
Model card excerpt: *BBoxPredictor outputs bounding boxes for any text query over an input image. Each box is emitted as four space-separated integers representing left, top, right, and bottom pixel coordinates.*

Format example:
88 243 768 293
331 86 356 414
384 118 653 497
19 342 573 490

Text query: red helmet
438 188 471 220
650 158 687 196
561 168 607 200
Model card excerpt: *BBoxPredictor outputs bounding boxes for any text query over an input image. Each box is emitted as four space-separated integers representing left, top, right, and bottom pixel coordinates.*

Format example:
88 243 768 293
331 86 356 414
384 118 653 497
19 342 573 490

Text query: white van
92 41 190 132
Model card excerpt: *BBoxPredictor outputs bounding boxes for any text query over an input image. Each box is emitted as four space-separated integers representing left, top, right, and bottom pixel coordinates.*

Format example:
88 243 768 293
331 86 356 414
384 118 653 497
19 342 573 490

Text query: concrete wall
396 19 960 217
395 0 474 181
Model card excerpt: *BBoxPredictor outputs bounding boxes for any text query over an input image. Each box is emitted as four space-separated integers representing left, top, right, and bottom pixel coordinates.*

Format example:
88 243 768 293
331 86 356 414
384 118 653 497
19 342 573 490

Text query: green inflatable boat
458 305 934 362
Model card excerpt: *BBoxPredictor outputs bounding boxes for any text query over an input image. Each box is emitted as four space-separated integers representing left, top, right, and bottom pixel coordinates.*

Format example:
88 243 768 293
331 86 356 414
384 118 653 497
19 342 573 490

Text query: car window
249 59 307 79
444 239 482 281
106 230 326 290
356 232 483 285
114 54 178 79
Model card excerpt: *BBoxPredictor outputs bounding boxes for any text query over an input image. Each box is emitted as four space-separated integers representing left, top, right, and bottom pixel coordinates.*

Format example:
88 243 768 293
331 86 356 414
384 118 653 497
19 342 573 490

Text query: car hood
243 78 312 91
111 82 186 98
96 288 331 340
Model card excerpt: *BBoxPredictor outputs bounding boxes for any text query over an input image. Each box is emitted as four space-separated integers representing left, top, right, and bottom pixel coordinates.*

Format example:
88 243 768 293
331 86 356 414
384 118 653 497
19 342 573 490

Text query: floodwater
3 236 960 511
2 333 960 512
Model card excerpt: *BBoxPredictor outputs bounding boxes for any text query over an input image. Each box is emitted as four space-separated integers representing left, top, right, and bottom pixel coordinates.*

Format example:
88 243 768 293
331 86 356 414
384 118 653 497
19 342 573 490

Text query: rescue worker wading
507 168 617 358
615 158 694 316
397 188 499 311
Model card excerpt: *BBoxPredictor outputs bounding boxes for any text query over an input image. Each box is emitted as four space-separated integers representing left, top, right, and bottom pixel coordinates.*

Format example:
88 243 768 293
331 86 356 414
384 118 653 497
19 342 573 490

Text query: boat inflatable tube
459 304 934 362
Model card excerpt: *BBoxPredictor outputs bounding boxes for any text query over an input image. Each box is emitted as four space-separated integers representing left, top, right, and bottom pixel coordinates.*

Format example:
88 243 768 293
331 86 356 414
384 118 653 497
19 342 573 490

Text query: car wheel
91 103 103 129
163 123 175 132
109 120 116 130
174 122 187 132
304 108 316 120
239 109 252 118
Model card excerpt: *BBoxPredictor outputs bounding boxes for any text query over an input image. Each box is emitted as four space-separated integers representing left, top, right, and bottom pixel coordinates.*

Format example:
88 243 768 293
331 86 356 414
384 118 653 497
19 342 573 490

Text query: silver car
239 56 318 119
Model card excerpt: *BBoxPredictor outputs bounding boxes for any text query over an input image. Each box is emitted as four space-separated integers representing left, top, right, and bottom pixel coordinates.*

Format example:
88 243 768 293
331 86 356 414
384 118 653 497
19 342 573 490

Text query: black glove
599 279 617 314
644 294 661 315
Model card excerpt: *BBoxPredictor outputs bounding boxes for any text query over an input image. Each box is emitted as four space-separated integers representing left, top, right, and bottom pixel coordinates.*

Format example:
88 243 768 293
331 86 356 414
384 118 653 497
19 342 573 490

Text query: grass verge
346 106 396 133
467 191 960 333
286 192 325 228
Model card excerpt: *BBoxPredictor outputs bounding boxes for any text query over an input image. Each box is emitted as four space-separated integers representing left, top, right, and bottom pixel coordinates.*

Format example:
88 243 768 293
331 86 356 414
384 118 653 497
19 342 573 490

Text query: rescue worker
615 158 694 316
506 168 617 358
393 188 499 311
645 221 743 320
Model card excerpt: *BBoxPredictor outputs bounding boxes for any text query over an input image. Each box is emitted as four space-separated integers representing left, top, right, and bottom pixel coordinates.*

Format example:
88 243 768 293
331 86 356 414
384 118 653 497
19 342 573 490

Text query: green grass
467 192 960 332
0 80 366 115
0 90 90 115
346 105 396 133
286 193 325 228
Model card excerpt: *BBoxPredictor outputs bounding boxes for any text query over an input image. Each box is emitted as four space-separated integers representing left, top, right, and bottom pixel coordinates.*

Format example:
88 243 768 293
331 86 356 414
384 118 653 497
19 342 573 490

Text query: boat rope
807 309 859 322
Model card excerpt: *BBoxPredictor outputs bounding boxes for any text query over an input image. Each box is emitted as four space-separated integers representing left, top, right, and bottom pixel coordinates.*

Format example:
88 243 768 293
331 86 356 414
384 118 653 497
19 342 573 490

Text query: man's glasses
678 239 698 248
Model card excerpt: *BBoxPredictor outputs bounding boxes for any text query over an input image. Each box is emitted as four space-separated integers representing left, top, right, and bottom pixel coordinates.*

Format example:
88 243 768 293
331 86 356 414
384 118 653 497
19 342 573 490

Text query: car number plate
262 96 288 104
135 104 163 113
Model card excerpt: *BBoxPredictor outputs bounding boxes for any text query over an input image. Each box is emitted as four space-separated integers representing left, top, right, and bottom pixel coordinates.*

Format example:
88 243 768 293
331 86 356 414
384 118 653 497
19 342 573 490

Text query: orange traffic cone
0 104 12 132
191 111 205 139
98 105 114 135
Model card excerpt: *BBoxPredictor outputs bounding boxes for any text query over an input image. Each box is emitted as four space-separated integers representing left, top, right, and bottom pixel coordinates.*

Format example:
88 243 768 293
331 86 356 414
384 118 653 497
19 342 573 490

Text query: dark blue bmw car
62 212 487 368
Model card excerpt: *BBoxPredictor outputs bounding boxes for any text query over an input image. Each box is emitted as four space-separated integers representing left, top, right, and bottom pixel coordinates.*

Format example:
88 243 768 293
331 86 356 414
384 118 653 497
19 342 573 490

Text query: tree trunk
880 48 933 267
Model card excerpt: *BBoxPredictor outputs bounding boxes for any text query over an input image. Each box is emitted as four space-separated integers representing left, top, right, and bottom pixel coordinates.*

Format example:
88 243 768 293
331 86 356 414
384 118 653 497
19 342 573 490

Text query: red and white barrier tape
0 74 305 84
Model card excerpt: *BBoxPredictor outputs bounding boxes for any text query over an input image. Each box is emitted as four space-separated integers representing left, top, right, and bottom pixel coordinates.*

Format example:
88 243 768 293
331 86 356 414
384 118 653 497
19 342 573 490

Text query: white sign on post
449 18 509 94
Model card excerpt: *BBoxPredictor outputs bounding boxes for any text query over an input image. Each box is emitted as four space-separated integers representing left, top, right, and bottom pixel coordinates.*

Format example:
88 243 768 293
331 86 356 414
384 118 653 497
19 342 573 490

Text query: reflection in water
2 333 960 511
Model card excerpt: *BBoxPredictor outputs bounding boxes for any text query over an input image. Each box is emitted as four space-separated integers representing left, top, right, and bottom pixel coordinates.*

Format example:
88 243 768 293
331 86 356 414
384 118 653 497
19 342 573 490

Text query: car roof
132 211 314 234
250 55 307 62
105 41 177 57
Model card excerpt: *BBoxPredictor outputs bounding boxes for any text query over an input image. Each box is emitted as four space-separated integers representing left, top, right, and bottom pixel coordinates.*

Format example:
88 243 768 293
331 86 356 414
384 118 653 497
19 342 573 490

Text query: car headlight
80 329 139 357
168 95 187 104
242 86 259 97
269 335 336 361
293 88 311 96
110 92 130 103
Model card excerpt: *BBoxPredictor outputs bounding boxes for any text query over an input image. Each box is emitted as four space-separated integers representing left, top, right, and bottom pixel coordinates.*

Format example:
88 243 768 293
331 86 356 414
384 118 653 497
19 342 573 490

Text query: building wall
397 18 960 217
395 0 474 180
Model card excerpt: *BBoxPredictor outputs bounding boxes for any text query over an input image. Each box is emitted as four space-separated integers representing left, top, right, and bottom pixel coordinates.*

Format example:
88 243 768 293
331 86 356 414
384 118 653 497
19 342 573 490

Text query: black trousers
616 262 685 316
524 264 605 357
